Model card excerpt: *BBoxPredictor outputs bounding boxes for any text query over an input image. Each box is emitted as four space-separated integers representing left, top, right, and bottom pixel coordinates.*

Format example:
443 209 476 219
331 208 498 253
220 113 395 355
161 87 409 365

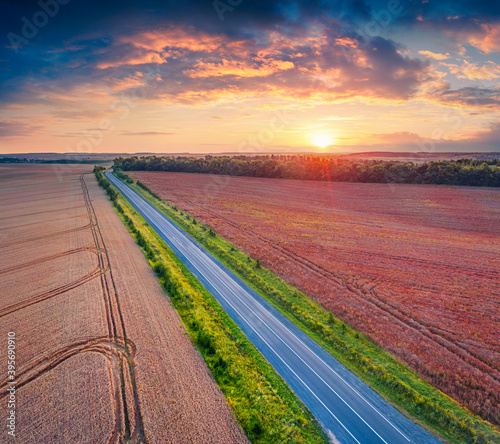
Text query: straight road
105 171 442 444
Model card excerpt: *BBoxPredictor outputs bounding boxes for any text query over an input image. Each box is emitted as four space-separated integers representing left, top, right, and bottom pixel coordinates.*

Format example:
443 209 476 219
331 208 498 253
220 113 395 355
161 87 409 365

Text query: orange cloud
418 50 450 60
121 27 229 53
98 52 165 69
184 59 294 78
444 60 500 80
334 37 358 48
91 24 428 105
96 27 247 70
110 74 153 91
2 23 432 119
254 29 327 59
467 23 500 54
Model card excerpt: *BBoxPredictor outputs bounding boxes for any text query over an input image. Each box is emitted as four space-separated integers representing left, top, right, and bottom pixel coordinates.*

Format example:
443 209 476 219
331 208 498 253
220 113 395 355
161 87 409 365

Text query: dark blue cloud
0 0 496 107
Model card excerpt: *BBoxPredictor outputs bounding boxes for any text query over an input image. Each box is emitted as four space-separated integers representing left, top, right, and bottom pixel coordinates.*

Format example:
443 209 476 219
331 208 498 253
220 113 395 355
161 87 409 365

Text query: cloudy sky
1 0 499 154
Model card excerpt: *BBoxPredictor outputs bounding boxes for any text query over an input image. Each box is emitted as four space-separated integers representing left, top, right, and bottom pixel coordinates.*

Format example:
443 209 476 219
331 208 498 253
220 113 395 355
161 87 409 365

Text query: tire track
0 213 87 232
0 193 85 207
0 337 134 391
0 205 79 222
0 180 80 193
0 173 145 443
0 246 97 275
0 265 103 318
81 174 146 443
0 190 84 204
0 337 135 444
0 224 91 249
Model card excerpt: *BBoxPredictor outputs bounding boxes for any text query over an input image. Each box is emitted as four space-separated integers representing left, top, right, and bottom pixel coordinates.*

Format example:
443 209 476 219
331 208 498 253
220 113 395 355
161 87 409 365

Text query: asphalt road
105 171 443 444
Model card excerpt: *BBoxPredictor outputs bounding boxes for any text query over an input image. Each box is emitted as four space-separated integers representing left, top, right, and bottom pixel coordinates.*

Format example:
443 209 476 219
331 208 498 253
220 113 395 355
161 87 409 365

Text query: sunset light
1 1 499 154
312 133 334 149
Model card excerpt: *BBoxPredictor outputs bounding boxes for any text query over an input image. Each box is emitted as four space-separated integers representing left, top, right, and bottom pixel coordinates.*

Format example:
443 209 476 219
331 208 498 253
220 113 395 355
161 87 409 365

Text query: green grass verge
95 170 329 444
111 169 500 444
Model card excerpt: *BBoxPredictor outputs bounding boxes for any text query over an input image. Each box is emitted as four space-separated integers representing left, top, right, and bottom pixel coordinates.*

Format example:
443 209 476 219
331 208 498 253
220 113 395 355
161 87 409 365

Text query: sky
0 0 499 154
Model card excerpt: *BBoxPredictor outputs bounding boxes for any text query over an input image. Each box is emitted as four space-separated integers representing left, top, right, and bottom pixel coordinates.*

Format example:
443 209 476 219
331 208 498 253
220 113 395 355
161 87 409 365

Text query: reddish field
131 171 500 425
0 165 247 443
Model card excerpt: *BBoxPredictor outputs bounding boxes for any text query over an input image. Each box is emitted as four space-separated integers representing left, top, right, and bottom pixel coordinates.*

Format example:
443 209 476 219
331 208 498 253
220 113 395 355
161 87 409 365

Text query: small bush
153 262 167 278
247 418 264 438
191 320 200 331
197 329 216 355
136 231 146 248
328 313 336 325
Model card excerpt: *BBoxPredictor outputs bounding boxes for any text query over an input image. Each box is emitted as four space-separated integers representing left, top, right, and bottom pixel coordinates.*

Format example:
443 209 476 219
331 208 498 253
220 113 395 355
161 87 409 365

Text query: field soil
131 171 500 425
0 165 247 443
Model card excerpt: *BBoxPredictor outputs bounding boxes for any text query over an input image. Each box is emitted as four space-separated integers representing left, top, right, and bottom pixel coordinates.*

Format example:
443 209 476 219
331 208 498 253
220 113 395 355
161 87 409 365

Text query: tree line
113 155 500 187
1 158 107 164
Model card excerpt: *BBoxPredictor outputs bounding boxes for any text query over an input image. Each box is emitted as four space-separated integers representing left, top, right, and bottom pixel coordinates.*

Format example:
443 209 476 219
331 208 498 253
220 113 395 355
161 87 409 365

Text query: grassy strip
114 169 500 444
94 170 329 444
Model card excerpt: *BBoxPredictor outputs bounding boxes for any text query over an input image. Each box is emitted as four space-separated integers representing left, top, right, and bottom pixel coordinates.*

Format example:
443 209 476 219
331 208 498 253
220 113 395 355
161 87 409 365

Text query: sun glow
312 133 334 148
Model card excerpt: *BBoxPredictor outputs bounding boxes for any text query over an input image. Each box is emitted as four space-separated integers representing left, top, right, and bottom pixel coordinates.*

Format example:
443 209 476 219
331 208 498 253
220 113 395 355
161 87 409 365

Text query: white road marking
106 172 421 444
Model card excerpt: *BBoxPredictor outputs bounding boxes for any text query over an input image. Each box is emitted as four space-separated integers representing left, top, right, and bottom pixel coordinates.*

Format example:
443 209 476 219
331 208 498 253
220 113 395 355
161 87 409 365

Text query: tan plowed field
0 165 247 443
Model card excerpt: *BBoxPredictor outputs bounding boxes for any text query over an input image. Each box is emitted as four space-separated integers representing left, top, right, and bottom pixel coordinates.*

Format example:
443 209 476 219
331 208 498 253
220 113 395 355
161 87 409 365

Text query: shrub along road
105 171 442 444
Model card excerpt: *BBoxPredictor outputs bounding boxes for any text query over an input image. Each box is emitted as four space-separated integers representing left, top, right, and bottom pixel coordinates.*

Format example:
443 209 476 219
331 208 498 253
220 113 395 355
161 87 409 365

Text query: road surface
105 171 442 444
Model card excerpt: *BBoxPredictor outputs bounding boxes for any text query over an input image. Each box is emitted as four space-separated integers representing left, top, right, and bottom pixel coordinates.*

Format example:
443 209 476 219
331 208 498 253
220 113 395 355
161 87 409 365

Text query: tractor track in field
168 190 500 383
0 180 80 192
0 224 92 249
80 173 146 444
0 246 97 275
0 265 103 318
0 337 135 391
0 194 85 207
0 213 87 232
0 173 146 444
0 190 84 204
0 337 136 444
0 206 81 222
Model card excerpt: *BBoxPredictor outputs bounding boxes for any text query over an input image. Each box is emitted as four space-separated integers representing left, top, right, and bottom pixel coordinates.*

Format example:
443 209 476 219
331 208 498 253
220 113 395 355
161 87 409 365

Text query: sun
312 133 334 148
